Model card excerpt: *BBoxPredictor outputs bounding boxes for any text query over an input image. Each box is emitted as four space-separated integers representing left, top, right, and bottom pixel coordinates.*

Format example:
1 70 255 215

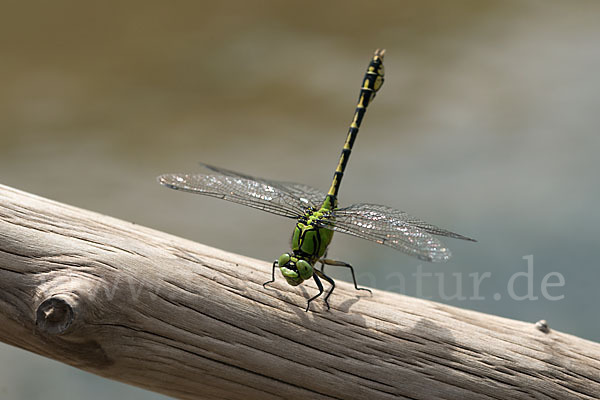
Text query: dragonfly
158 49 475 311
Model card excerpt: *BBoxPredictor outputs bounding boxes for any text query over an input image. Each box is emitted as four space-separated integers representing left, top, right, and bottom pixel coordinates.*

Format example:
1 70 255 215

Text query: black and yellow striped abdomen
322 49 386 211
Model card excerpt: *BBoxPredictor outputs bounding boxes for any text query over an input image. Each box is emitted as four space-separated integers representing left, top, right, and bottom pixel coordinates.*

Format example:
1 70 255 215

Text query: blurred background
1 0 599 398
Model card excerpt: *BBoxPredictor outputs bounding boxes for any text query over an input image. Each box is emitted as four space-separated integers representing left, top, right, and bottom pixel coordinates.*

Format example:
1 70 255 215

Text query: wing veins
317 203 475 262
158 172 315 219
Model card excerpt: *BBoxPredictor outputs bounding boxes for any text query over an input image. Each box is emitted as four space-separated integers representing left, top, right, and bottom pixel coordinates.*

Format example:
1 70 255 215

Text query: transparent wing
275 183 327 208
318 203 476 262
158 164 325 219
198 163 327 207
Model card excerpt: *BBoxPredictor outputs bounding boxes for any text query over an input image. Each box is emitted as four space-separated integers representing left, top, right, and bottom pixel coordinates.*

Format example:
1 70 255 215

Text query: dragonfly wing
275 183 327 208
158 173 308 219
356 204 476 242
198 163 327 207
318 203 475 262
158 163 326 219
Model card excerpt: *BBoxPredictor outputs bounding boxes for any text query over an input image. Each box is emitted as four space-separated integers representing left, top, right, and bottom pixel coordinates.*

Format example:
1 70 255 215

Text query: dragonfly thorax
292 211 334 263
277 210 335 287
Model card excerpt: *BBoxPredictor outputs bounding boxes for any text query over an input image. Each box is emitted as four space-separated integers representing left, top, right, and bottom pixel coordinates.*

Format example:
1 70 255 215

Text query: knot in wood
535 319 550 333
36 296 74 335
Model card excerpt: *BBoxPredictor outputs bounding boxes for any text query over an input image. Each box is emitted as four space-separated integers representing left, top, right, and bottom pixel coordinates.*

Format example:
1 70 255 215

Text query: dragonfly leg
319 251 329 275
315 269 336 309
263 260 278 288
305 273 325 312
320 259 372 294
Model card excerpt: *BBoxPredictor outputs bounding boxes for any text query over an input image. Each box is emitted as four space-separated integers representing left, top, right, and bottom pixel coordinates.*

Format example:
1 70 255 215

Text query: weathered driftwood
0 184 598 400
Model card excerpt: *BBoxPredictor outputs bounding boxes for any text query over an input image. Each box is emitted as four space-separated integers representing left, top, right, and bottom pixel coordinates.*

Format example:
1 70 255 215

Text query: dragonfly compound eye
296 259 313 280
278 253 291 267
280 264 304 286
278 255 306 286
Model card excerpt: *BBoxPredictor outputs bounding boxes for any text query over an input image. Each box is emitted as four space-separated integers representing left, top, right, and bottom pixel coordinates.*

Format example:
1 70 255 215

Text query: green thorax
291 202 336 264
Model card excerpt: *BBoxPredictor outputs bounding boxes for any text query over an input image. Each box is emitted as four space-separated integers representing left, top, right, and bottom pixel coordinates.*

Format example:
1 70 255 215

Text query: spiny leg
263 260 278 288
319 250 328 275
315 269 336 309
320 258 372 295
305 273 325 312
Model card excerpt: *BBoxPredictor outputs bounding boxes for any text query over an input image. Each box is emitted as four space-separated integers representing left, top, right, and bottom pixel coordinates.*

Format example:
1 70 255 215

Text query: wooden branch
0 184 598 400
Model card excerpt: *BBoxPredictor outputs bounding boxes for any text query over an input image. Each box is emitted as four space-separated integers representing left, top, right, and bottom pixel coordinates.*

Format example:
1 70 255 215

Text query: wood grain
0 184 598 400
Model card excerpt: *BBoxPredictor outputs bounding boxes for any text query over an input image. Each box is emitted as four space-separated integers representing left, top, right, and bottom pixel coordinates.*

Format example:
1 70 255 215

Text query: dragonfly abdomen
324 49 385 210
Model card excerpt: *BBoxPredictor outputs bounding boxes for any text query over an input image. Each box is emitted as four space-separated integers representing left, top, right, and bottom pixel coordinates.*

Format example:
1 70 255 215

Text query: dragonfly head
277 253 313 286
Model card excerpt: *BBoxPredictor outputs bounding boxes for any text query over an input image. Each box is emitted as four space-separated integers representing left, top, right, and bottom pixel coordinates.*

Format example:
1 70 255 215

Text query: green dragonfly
158 49 475 311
